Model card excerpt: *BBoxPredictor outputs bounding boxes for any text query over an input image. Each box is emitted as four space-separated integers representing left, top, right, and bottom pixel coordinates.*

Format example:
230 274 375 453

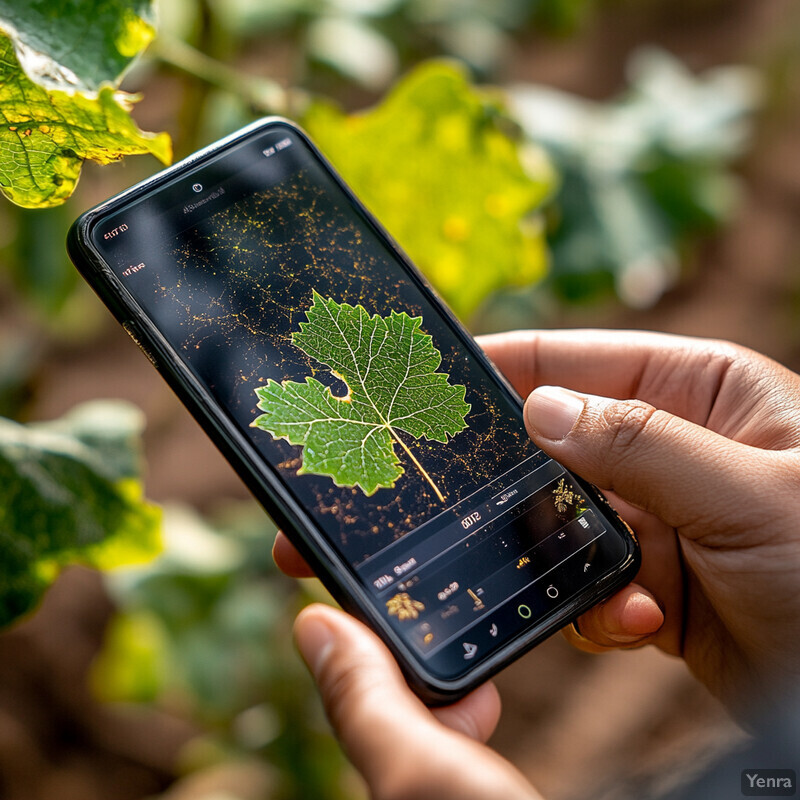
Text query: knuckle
702 337 745 362
682 334 748 367
697 338 770 394
700 339 747 383
601 399 660 455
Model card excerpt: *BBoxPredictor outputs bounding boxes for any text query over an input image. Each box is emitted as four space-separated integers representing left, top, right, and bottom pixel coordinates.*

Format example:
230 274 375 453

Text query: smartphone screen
81 121 635 685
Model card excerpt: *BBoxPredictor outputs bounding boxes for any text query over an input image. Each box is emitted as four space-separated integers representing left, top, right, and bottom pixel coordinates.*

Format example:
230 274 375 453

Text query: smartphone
68 118 639 704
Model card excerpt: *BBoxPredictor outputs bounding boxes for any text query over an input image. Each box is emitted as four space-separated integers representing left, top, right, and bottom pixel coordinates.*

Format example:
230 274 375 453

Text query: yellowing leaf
90 612 168 704
116 8 156 59
303 61 556 319
0 32 171 208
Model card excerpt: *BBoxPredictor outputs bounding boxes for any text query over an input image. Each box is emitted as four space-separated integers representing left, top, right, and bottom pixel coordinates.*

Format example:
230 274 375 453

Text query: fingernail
526 386 585 441
295 612 335 679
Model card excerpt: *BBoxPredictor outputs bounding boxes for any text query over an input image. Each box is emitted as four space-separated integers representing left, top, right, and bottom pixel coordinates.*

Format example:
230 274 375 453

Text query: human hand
480 330 800 721
275 537 541 798
290 602 540 800
274 325 800 790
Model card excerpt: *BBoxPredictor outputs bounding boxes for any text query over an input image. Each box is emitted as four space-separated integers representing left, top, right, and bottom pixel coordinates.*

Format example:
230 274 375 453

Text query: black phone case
67 117 640 704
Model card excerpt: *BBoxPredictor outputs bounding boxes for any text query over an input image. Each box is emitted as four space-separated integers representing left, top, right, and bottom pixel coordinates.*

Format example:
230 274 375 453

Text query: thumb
294 605 529 800
524 385 761 535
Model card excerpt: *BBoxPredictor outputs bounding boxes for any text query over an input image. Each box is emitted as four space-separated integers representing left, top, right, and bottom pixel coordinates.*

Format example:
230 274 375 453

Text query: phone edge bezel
66 116 640 704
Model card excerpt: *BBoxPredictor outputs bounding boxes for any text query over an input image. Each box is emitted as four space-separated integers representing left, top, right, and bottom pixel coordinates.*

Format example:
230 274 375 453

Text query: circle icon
546 585 559 599
517 604 532 619
192 183 203 193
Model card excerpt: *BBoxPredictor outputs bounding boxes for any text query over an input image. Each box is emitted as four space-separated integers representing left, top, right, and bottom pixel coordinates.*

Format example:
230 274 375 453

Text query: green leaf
509 48 760 307
0 0 156 92
0 400 161 626
0 31 171 208
302 61 555 320
252 292 470 500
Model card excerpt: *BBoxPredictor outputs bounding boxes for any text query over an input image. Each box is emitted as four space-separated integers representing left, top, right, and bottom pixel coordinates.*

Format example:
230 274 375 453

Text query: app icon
467 588 485 611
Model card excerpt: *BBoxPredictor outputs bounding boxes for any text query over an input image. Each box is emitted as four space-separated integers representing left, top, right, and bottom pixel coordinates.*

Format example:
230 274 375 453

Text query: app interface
93 125 629 679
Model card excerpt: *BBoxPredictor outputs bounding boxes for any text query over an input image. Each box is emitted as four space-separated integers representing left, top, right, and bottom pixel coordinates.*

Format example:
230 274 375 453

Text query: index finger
273 531 315 578
477 329 735 424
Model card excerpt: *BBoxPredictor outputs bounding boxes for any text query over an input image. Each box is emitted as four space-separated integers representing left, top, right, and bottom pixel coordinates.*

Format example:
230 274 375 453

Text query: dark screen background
108 154 539 567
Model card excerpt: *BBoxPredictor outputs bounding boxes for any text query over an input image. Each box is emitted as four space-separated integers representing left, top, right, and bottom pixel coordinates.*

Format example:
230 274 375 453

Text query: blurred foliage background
0 0 799 798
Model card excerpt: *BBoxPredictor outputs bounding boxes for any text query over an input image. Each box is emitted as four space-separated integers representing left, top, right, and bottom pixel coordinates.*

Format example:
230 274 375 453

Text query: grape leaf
302 61 556 320
252 292 470 500
0 400 161 626
0 0 156 92
0 31 171 208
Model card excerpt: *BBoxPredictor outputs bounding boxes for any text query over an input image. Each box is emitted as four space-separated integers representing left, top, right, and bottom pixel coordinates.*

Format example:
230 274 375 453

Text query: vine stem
150 36 310 117
389 428 445 503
